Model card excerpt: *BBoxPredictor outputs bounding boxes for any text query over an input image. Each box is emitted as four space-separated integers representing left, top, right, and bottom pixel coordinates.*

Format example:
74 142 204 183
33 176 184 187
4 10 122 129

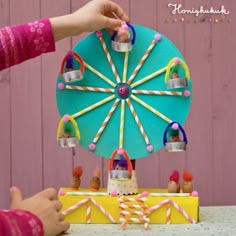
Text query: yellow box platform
59 188 199 224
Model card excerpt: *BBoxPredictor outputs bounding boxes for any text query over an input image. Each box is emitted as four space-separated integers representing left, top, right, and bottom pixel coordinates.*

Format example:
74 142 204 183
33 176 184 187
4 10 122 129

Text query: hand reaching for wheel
10 186 69 236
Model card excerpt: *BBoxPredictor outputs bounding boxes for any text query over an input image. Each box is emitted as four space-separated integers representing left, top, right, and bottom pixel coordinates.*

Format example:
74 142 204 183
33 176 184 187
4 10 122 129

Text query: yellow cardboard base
59 188 199 224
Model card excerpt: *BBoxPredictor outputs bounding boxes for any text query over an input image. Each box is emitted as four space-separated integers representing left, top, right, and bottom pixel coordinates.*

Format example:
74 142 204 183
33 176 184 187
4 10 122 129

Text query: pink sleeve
0 209 44 235
0 18 55 71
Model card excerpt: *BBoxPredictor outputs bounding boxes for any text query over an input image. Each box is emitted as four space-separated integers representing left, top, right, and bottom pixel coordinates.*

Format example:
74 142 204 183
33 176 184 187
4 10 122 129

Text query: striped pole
84 61 116 87
166 203 171 224
131 66 167 88
66 192 110 196
119 100 125 148
171 200 196 224
127 39 157 85
72 94 115 118
122 51 129 83
132 90 182 96
126 98 151 146
86 201 91 224
65 85 114 93
98 34 121 83
90 198 116 223
131 94 172 123
149 193 190 197
148 199 171 213
92 98 120 144
62 197 90 215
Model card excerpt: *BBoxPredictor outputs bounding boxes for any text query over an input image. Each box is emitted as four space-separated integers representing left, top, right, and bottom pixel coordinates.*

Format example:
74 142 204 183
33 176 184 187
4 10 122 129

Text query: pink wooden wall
0 0 235 208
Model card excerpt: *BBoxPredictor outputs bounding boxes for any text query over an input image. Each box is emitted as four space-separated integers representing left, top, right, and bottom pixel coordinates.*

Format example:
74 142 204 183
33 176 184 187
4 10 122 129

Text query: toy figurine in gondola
60 50 85 83
165 57 190 89
163 122 187 152
56 114 80 148
111 23 136 52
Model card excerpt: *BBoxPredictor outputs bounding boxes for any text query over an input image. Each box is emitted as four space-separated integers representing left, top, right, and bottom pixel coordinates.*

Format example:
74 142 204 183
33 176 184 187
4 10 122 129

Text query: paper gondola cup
163 121 188 152
165 57 190 89
56 115 80 148
107 148 138 195
60 51 85 83
111 23 136 52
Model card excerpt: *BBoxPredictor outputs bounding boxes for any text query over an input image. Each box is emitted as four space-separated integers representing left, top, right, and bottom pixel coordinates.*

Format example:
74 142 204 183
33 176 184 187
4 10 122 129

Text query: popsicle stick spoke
131 66 168 88
132 90 182 96
122 51 129 83
65 85 114 93
72 95 115 119
92 98 120 144
98 36 121 83
84 61 116 87
119 100 125 148
131 94 172 124
127 40 157 85
126 99 151 145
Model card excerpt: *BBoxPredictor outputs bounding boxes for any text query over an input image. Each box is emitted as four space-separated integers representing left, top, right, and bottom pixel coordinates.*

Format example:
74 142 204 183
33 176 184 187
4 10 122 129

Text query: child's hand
71 0 129 33
10 186 69 236
50 0 129 41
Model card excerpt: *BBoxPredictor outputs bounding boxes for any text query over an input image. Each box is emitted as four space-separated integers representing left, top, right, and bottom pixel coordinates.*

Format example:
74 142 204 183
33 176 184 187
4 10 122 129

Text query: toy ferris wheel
56 24 192 194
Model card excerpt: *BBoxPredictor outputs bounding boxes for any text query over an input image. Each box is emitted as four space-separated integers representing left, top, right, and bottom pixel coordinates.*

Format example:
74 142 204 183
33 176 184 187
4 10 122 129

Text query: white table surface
64 206 236 236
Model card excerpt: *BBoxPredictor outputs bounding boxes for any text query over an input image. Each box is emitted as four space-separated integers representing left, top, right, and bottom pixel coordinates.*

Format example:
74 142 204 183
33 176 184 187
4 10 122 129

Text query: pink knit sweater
0 209 43 236
0 18 55 235
0 18 55 71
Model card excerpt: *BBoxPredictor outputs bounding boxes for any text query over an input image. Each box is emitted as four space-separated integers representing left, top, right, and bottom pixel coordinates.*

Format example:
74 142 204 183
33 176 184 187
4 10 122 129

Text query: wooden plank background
0 0 235 208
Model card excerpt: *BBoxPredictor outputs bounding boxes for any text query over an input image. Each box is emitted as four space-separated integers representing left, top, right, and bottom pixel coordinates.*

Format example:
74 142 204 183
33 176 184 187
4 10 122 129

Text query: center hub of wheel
117 83 130 99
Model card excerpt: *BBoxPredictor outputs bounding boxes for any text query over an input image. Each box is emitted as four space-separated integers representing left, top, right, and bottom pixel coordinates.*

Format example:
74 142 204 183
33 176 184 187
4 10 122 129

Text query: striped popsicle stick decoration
122 51 129 83
86 201 91 223
66 192 109 196
120 203 144 210
131 63 174 88
62 197 90 215
171 200 196 224
120 216 149 224
72 94 115 118
166 203 171 224
131 94 172 124
148 199 171 213
120 210 146 216
132 90 182 96
119 196 147 203
97 32 121 83
92 98 120 144
84 61 116 87
90 198 116 223
127 39 157 85
149 193 190 197
65 85 114 93
119 100 125 148
126 98 151 146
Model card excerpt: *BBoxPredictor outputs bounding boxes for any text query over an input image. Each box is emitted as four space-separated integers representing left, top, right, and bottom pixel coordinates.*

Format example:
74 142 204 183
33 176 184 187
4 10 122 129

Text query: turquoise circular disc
56 24 192 159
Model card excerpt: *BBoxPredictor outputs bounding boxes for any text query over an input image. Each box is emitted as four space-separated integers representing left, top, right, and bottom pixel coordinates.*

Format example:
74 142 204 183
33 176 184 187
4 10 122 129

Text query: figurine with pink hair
115 23 130 43
168 170 180 193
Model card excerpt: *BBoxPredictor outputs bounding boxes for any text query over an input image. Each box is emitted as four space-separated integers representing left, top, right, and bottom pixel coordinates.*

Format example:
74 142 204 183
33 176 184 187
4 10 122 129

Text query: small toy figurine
115 23 130 43
114 155 128 170
169 128 181 142
65 51 74 72
168 170 180 193
182 169 193 193
171 65 180 79
171 72 180 79
71 166 83 189
90 166 101 191
112 155 129 179
62 122 73 138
